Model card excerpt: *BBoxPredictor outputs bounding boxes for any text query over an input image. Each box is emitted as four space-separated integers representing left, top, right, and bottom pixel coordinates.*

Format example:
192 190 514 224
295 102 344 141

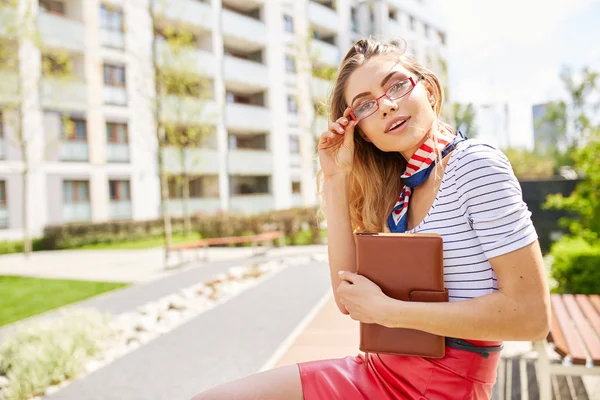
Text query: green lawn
74 232 203 250
0 276 129 327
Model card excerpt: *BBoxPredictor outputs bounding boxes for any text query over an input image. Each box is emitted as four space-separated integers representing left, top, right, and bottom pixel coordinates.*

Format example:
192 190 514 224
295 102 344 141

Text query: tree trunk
20 126 32 257
181 149 191 236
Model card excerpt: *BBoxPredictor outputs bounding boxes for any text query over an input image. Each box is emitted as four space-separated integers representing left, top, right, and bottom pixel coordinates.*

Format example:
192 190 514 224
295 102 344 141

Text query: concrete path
0 245 327 283
45 261 332 400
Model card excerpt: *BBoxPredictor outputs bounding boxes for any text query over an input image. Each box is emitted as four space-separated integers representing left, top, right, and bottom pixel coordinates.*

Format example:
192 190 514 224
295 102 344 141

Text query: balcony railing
41 78 87 111
109 200 132 220
308 1 338 34
228 150 273 175
230 194 274 215
157 41 216 77
155 0 213 31
226 103 271 132
60 141 89 162
38 11 85 52
310 39 340 67
167 198 222 216
222 8 267 48
223 56 269 90
0 205 7 229
107 143 130 163
104 86 127 106
101 29 125 49
163 147 220 174
63 202 91 222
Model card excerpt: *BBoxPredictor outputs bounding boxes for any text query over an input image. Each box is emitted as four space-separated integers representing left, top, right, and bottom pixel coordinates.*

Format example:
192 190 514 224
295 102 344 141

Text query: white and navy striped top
388 139 539 301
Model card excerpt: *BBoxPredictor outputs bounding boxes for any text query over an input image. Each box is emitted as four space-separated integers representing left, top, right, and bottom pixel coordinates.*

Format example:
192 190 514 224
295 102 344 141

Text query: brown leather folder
355 232 448 358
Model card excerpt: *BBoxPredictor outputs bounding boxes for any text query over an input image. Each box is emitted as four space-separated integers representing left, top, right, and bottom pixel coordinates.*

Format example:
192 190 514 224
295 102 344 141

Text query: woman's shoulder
450 138 512 173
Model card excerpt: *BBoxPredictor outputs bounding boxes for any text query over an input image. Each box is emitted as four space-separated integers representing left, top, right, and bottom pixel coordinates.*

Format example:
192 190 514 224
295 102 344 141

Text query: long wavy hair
317 38 449 233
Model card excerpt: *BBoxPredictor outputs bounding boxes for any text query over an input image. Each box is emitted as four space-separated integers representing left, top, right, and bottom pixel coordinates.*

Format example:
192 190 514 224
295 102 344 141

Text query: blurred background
0 0 599 399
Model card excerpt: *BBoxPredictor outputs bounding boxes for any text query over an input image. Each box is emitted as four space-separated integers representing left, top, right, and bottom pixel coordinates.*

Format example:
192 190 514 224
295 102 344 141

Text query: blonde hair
317 38 449 233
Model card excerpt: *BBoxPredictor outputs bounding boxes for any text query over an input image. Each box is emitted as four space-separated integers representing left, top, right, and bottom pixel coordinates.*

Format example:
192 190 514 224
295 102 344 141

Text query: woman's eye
357 101 375 113
389 81 408 94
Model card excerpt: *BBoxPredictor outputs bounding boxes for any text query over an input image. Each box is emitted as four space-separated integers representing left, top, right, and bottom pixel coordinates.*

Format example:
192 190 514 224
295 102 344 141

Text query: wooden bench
167 231 285 263
534 294 600 399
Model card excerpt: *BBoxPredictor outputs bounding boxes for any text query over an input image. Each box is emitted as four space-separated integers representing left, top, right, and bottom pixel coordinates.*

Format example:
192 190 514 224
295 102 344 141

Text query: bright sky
432 0 600 148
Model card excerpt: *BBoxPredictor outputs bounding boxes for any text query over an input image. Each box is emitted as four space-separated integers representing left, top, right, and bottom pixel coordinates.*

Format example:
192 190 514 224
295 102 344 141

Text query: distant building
532 103 560 151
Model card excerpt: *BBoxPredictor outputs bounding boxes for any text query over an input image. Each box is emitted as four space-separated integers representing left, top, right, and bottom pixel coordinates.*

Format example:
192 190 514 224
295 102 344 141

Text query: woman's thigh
191 364 304 400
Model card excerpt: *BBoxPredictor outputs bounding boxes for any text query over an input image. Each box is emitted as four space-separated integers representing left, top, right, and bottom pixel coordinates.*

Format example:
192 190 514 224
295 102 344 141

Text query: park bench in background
167 231 285 263
534 294 600 399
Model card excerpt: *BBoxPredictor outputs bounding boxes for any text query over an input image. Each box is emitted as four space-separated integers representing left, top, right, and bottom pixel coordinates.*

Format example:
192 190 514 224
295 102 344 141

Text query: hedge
549 236 600 294
40 206 322 250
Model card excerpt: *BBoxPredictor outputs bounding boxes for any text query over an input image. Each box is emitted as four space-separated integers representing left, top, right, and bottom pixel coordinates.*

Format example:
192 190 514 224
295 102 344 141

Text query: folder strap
445 338 504 359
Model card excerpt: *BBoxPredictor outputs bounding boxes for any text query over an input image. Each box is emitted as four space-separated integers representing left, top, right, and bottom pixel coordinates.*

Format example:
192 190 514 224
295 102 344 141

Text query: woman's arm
324 173 357 314
380 241 551 341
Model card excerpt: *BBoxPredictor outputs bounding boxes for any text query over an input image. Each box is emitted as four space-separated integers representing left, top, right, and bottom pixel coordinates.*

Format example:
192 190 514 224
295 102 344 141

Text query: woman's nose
379 96 397 116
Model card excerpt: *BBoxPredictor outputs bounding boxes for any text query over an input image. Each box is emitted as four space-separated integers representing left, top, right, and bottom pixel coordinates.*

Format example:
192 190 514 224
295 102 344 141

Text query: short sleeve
454 143 538 259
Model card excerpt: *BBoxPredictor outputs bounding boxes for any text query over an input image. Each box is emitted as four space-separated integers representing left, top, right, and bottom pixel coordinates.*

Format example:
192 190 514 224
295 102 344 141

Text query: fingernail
338 271 344 276
337 127 344 133
341 118 348 123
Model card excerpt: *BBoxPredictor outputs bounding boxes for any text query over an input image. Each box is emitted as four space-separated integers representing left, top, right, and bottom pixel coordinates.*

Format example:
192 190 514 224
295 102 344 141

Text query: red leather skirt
298 340 501 400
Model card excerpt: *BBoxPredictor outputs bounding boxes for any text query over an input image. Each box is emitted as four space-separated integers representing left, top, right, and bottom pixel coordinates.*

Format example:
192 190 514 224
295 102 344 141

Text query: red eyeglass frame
348 76 421 122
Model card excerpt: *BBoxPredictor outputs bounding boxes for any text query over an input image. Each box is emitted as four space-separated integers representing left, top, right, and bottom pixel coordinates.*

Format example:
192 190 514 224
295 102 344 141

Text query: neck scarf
387 130 466 233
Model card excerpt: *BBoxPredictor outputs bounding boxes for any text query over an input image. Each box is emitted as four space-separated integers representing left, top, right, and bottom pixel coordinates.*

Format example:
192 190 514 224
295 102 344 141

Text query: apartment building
0 0 447 240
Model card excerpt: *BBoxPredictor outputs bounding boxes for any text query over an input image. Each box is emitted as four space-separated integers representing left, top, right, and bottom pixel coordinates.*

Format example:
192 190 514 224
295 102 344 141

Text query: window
292 181 301 194
409 16 416 31
0 180 6 229
63 118 87 141
109 180 130 201
63 180 89 203
285 55 296 73
39 0 65 15
230 134 267 150
289 136 300 154
350 7 358 33
287 95 298 114
106 122 128 144
168 176 218 198
438 31 446 45
100 5 123 32
226 92 252 104
388 9 397 20
284 15 294 33
230 176 270 195
103 64 126 87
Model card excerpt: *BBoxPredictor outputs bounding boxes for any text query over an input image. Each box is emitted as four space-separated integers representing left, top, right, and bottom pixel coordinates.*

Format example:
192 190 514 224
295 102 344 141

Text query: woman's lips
386 117 411 135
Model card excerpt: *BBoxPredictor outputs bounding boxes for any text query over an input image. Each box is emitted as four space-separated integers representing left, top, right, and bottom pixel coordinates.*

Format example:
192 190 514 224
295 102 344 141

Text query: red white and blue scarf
387 130 466 233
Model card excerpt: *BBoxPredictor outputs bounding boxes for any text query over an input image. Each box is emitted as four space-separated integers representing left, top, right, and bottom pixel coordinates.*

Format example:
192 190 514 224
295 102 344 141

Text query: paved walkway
0 245 327 283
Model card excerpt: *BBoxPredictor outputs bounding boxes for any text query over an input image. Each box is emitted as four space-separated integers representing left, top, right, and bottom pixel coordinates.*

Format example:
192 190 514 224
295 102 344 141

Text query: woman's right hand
317 107 357 178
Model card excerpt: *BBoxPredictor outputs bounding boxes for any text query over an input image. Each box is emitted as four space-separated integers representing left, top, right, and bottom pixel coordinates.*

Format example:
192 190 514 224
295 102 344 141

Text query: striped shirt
389 140 539 301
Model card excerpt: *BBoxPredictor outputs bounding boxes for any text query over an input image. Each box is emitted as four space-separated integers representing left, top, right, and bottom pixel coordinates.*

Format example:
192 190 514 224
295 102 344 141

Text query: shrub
549 236 600 294
0 239 46 256
0 309 118 400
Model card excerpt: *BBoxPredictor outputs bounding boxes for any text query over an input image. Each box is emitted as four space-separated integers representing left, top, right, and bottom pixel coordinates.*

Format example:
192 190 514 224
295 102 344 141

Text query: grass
73 232 203 250
0 276 128 327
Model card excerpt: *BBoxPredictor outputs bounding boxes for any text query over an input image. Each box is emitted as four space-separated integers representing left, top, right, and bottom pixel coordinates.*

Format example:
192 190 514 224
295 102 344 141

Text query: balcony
38 11 85 52
310 77 332 101
167 198 222 216
291 193 303 207
0 5 17 36
310 39 340 67
0 204 7 228
0 72 18 103
289 153 301 167
104 86 127 106
223 56 269 91
154 0 213 31
222 9 267 50
107 143 130 163
226 103 271 132
389 20 404 38
101 29 125 50
228 150 273 175
157 41 216 77
63 202 91 222
109 200 132 220
230 194 274 215
60 141 89 162
0 138 4 160
308 2 338 34
161 96 219 125
163 147 220 174
41 78 87 111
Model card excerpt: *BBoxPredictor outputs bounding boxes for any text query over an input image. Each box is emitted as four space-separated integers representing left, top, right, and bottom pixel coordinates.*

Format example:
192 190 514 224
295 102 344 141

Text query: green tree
502 147 555 180
543 67 600 242
443 102 478 138
535 66 599 172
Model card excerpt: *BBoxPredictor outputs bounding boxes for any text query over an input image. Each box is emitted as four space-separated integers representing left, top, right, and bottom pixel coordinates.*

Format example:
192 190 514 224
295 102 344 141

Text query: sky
432 0 600 148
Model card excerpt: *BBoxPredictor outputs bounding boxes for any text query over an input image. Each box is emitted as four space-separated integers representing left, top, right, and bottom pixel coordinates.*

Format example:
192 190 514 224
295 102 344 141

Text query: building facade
0 0 447 240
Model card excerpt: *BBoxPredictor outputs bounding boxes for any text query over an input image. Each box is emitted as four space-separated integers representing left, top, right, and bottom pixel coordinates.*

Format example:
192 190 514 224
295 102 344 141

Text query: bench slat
167 231 284 252
549 306 569 358
551 294 588 365
564 294 600 365
590 295 600 315
575 294 600 365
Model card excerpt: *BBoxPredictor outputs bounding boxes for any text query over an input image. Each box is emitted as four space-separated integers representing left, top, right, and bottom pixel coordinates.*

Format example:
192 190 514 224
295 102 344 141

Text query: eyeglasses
349 76 422 122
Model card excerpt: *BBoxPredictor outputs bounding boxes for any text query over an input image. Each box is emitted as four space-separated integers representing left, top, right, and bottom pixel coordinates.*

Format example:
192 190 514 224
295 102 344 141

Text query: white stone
85 360 103 373
44 385 62 396
167 295 188 311
227 266 247 280
0 376 9 389
134 315 156 332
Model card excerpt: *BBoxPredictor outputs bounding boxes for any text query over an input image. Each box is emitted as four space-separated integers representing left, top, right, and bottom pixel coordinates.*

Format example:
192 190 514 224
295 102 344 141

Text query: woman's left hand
337 271 394 325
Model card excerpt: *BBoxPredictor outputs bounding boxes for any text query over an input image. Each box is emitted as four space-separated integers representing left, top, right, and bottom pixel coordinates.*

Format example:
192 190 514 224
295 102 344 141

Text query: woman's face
345 55 437 158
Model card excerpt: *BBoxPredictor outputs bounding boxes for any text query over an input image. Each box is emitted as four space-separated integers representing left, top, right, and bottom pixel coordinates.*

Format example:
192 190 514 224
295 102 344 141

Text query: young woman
193 38 551 400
